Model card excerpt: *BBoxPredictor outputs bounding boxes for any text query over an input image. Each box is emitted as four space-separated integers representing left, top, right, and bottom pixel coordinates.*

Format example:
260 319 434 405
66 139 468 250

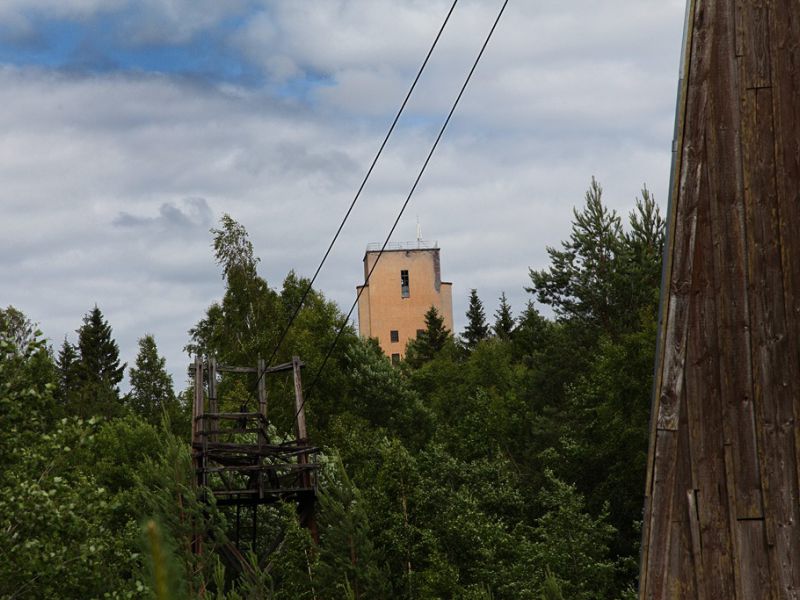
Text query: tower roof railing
365 240 438 252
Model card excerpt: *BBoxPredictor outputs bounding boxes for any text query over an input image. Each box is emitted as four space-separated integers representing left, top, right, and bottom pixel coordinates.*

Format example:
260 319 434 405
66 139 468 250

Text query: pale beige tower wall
356 246 453 358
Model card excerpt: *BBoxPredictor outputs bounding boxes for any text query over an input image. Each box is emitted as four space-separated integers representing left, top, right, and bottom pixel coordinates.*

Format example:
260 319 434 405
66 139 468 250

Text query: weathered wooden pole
208 357 218 443
640 1 800 598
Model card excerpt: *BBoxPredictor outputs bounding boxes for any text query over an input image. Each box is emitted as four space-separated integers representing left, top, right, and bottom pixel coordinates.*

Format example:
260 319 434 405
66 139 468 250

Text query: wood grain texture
640 0 800 597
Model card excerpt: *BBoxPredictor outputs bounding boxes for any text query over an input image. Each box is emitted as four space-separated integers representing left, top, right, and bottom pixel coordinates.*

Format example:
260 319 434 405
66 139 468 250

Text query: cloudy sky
1 0 687 386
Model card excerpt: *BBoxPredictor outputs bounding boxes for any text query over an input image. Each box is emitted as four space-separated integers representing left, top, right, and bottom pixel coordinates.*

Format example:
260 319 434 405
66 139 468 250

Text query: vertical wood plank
258 357 267 422
741 80 800 597
292 355 310 490
710 0 763 529
686 489 705 600
292 355 307 442
738 1 772 89
208 357 217 443
683 145 736 599
639 3 698 593
769 1 800 593
663 398 696 600
641 0 800 597
645 430 680 599
192 356 204 446
736 519 773 599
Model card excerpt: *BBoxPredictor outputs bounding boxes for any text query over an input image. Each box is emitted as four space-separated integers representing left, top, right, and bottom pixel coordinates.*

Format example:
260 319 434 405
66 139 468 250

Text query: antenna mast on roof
416 216 423 246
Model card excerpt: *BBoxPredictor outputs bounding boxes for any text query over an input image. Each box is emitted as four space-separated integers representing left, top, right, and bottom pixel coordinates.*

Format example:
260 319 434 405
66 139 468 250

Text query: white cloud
0 0 248 46
121 0 249 45
0 1 686 384
0 0 124 22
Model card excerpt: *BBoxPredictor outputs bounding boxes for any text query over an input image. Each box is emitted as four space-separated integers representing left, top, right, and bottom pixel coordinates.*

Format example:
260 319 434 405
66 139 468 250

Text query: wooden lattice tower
191 355 319 562
640 0 800 598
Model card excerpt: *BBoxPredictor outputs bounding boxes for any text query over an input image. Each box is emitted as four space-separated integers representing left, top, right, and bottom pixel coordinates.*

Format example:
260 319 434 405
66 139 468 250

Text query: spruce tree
406 306 450 367
421 306 449 353
494 292 514 339
126 334 178 425
72 305 126 418
462 289 490 350
55 337 80 407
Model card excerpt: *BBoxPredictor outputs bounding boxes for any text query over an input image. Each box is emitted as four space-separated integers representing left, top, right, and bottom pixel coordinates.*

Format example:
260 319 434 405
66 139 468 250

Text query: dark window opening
391 353 401 366
390 330 399 343
416 329 425 338
401 270 410 298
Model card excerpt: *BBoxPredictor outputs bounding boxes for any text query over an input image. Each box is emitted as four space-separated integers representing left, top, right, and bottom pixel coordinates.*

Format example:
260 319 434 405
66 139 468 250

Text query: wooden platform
193 411 318 507
191 355 319 556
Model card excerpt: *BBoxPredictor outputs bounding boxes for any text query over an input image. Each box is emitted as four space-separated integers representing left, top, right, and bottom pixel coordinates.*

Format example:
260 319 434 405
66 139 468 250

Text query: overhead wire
297 0 511 418
252 0 460 393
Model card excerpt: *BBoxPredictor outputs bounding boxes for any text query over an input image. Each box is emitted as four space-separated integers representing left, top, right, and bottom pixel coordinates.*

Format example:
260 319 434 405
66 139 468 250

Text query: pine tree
462 289 490 350
493 292 514 339
620 185 665 316
126 335 178 426
71 305 126 418
527 179 663 341
528 177 624 330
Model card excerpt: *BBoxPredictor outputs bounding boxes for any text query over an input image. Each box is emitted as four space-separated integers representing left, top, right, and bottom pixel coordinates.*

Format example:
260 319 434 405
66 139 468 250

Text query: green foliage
0 305 37 352
126 335 180 428
187 216 357 439
56 337 81 409
187 214 280 364
405 306 451 368
529 177 623 331
213 214 260 282
133 425 227 597
528 178 663 338
70 305 127 418
540 570 565 600
315 455 390 599
275 270 358 436
0 316 60 464
344 339 433 449
1 185 664 598
266 505 318 600
462 289 490 350
145 521 172 600
511 302 550 363
532 470 617 600
547 311 657 568
0 417 143 599
493 292 514 339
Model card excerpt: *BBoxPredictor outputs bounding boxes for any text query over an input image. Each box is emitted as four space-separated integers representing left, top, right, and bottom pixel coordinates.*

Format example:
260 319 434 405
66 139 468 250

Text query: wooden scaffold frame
190 355 319 562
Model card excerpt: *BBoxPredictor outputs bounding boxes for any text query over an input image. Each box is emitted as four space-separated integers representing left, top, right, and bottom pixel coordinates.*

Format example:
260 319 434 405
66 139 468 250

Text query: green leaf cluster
2 180 663 598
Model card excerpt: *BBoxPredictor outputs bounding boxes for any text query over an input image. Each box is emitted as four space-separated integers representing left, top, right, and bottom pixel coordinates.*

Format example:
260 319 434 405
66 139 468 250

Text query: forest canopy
1 179 664 599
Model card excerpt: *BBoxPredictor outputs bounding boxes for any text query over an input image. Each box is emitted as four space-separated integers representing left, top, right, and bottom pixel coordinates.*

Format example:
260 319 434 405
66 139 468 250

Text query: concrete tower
356 241 453 363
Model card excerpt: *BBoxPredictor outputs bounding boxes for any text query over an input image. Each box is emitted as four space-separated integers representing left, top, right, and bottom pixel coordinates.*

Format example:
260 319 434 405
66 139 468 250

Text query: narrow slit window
401 270 410 298
391 353 401 366
390 330 399 343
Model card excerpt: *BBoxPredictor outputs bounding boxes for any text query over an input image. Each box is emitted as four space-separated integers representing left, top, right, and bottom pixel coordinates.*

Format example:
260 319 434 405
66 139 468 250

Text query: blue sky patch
0 8 266 86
